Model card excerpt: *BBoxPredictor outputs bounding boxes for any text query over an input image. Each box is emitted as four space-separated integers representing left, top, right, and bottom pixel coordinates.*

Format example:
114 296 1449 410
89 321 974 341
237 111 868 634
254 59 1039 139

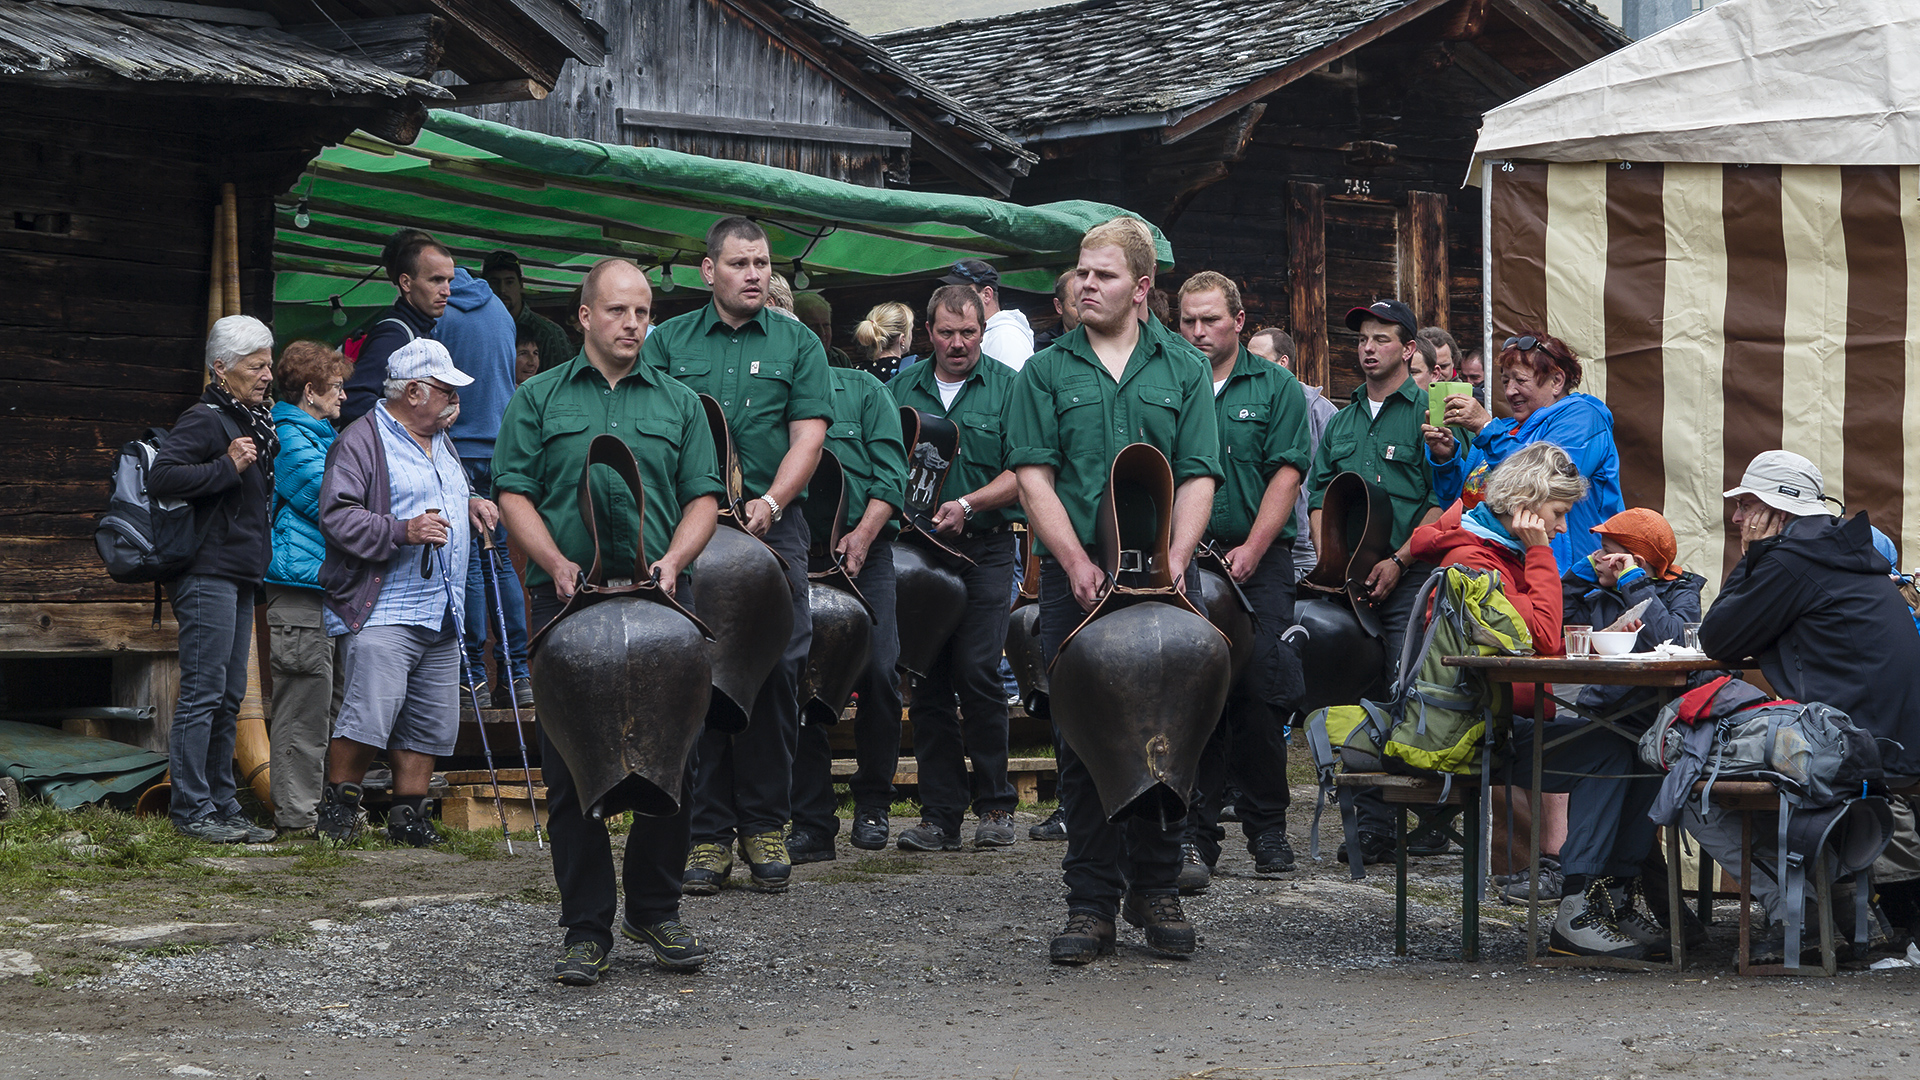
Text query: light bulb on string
329 295 347 327
657 256 675 292
293 198 311 229
791 260 809 290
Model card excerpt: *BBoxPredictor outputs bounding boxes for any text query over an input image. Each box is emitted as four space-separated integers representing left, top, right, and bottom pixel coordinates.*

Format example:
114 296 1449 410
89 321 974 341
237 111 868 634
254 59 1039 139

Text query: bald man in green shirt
1005 219 1224 965
494 257 724 986
639 217 832 894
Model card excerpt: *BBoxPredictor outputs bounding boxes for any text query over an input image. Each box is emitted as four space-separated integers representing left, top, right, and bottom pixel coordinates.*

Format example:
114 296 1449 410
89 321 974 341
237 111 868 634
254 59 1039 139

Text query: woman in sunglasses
1421 330 1623 573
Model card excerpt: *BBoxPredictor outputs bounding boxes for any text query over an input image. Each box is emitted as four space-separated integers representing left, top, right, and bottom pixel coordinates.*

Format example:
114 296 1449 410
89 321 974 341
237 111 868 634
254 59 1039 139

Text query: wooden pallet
441 783 547 834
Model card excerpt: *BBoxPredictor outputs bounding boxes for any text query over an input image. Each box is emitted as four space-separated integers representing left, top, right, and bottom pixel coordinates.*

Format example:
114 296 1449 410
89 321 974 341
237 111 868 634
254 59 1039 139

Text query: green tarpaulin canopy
273 109 1170 336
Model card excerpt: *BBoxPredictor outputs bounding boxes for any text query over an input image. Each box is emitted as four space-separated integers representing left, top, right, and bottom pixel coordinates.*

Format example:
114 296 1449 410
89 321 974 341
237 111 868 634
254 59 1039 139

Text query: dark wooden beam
1488 0 1605 68
1443 41 1531 98
1288 181 1328 392
496 0 606 65
282 15 447 79
617 108 915 149
0 68 439 110
51 0 276 27
1442 0 1491 39
449 78 550 106
1161 0 1455 145
1400 190 1450 330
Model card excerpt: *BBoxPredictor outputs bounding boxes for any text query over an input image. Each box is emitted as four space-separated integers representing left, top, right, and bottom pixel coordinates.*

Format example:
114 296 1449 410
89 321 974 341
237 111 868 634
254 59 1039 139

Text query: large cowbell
688 395 792 733
1048 444 1231 824
1005 538 1048 715
892 406 972 677
1288 596 1387 713
527 436 715 819
1194 545 1255 691
1302 471 1394 638
800 449 875 726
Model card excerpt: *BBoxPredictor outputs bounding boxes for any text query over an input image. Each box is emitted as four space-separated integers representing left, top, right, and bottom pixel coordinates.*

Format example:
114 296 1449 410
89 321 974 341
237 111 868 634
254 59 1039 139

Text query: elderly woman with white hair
147 314 282 844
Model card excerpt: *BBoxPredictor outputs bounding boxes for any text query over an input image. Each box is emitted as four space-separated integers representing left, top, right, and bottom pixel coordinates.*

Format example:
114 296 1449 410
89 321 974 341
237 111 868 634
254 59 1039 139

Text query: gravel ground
5 804 1920 1079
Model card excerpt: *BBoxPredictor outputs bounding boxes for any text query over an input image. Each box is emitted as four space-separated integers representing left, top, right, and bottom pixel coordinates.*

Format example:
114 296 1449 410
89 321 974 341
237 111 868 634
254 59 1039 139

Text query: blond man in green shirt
1005 219 1223 965
638 217 833 895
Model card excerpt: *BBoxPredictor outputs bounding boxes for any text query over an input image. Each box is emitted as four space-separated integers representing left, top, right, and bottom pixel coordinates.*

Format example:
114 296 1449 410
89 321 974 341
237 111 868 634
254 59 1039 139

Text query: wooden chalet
881 0 1628 396
1 0 602 742
462 0 1035 194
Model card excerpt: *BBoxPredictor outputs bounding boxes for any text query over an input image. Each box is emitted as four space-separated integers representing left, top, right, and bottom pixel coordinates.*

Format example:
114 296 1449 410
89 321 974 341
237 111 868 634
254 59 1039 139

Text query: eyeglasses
423 380 459 398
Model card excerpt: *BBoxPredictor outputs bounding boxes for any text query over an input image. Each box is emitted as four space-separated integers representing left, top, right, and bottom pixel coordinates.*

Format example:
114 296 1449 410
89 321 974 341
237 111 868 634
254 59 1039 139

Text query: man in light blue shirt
317 339 498 847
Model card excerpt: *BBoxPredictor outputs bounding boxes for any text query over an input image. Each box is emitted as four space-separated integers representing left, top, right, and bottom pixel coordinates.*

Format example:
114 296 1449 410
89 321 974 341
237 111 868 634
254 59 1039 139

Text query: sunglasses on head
947 261 992 285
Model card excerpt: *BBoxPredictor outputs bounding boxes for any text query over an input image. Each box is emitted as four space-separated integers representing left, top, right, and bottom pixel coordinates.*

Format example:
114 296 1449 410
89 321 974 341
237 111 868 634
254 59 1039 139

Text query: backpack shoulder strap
201 402 243 444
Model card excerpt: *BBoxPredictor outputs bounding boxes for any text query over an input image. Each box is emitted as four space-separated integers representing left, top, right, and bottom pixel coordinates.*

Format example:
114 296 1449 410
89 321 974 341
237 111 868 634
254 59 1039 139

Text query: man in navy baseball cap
1344 299 1417 339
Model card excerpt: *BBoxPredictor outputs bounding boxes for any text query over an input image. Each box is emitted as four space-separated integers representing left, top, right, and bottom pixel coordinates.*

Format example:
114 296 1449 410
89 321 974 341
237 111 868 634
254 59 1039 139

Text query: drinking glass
1564 624 1593 658
1683 622 1702 651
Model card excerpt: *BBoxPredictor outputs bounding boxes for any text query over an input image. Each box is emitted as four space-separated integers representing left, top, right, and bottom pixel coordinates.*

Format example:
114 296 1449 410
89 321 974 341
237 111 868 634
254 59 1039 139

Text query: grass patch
810 867 881 885
0 803 237 897
848 854 926 875
136 940 222 959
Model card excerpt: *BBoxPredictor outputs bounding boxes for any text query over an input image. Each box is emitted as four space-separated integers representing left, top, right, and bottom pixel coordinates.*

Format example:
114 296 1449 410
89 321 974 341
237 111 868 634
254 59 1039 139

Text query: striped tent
1470 0 1920 594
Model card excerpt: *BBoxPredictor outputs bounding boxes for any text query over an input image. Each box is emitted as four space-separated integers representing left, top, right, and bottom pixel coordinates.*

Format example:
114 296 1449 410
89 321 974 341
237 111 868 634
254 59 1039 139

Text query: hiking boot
974 809 1017 849
1049 911 1116 965
1635 875 1709 949
1249 830 1295 875
849 809 890 851
1175 843 1212 895
1548 877 1651 960
511 676 535 709
1123 890 1197 956
1493 854 1559 888
1336 831 1394 866
465 683 493 710
897 822 961 852
316 783 363 844
683 842 733 895
1406 811 1452 856
386 803 445 848
786 826 836 864
738 830 791 892
217 812 275 844
175 815 247 844
1029 806 1068 842
553 940 611 986
621 917 711 971
1500 863 1565 904
1607 879 1672 958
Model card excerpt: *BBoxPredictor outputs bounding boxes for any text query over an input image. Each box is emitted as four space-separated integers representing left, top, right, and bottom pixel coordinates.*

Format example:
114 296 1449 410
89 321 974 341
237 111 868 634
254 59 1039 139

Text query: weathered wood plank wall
466 0 907 186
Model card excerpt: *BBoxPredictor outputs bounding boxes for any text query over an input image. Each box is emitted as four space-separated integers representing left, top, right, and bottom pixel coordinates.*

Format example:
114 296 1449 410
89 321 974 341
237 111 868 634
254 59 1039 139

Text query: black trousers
1353 562 1438 836
1189 552 1299 865
792 539 902 834
911 531 1019 835
1040 556 1206 919
689 512 812 844
528 584 690 950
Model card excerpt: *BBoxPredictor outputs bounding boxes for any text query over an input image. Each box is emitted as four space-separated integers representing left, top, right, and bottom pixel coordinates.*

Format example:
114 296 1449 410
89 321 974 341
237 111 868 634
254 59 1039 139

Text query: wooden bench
1691 779 1862 977
1334 773 1484 961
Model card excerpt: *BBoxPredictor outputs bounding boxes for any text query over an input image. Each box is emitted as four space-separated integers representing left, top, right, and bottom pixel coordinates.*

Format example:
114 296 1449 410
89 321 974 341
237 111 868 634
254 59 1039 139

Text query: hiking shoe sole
554 941 611 986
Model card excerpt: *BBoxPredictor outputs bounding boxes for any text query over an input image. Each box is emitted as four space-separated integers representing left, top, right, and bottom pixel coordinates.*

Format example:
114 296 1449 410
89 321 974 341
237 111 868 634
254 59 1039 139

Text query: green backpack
1304 565 1534 872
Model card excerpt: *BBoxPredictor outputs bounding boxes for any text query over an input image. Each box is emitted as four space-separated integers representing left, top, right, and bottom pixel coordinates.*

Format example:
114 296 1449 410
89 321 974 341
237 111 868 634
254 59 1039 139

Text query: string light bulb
329 295 347 327
293 197 311 229
791 260 809 290
657 254 675 293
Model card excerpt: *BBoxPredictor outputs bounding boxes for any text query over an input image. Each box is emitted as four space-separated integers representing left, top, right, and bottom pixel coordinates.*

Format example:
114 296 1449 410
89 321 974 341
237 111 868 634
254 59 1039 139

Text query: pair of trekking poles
431 527 544 854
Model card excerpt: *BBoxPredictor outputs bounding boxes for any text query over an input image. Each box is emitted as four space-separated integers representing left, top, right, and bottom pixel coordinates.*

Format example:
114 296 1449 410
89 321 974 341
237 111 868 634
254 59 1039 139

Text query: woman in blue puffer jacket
264 341 350 835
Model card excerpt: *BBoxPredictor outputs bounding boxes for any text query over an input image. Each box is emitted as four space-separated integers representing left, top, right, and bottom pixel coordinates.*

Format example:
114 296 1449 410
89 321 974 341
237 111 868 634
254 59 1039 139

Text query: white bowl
1590 630 1638 656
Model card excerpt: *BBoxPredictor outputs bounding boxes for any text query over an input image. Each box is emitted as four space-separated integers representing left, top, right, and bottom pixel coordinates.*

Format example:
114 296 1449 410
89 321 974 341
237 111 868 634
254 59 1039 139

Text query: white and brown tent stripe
1485 161 1920 591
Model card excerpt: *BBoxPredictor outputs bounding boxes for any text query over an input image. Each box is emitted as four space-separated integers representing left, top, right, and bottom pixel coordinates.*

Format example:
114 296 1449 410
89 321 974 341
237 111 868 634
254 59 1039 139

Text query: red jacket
1410 502 1564 717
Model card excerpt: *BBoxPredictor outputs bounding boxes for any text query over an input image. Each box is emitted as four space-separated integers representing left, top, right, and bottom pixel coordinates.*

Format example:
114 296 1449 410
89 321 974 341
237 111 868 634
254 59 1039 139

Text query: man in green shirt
887 285 1027 854
1005 219 1224 965
481 250 575 375
638 217 832 894
1175 272 1312 890
788 364 908 861
1306 298 1444 864
493 258 724 987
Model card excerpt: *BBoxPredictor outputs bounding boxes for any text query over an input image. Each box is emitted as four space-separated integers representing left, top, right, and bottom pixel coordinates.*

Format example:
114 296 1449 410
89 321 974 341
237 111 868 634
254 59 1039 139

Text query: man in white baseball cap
1690 448 1920 960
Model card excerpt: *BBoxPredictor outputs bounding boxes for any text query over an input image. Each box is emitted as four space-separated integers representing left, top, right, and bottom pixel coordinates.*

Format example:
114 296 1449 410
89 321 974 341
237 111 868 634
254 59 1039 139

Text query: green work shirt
492 352 724 589
1307 375 1439 552
1004 319 1223 555
639 303 832 501
820 366 907 541
521 305 576 375
1208 346 1312 548
886 352 1025 533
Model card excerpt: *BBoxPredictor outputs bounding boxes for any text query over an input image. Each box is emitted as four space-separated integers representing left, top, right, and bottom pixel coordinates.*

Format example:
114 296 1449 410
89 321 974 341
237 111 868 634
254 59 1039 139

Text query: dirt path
3 805 1918 1079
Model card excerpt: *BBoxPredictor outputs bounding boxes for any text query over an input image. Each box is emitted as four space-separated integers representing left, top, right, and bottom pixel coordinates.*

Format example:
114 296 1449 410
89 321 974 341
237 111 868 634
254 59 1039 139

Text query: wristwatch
1389 552 1406 570
759 494 783 522
957 496 975 520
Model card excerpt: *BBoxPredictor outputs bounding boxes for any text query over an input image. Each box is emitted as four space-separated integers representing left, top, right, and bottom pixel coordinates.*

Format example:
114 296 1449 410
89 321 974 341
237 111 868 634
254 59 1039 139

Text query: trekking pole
437 540 516 854
480 531 545 848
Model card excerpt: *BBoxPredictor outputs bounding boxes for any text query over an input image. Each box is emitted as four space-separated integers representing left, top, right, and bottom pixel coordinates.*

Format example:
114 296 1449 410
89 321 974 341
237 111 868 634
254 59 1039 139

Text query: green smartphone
1429 381 1473 427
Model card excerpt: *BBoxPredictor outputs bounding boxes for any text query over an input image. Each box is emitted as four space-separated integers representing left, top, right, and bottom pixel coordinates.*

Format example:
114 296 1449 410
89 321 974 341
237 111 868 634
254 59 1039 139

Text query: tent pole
1481 158 1495 410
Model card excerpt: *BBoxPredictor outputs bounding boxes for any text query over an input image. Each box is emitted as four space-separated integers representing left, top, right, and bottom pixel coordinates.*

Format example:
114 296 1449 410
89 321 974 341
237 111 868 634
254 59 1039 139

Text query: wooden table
1444 654 1725 970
